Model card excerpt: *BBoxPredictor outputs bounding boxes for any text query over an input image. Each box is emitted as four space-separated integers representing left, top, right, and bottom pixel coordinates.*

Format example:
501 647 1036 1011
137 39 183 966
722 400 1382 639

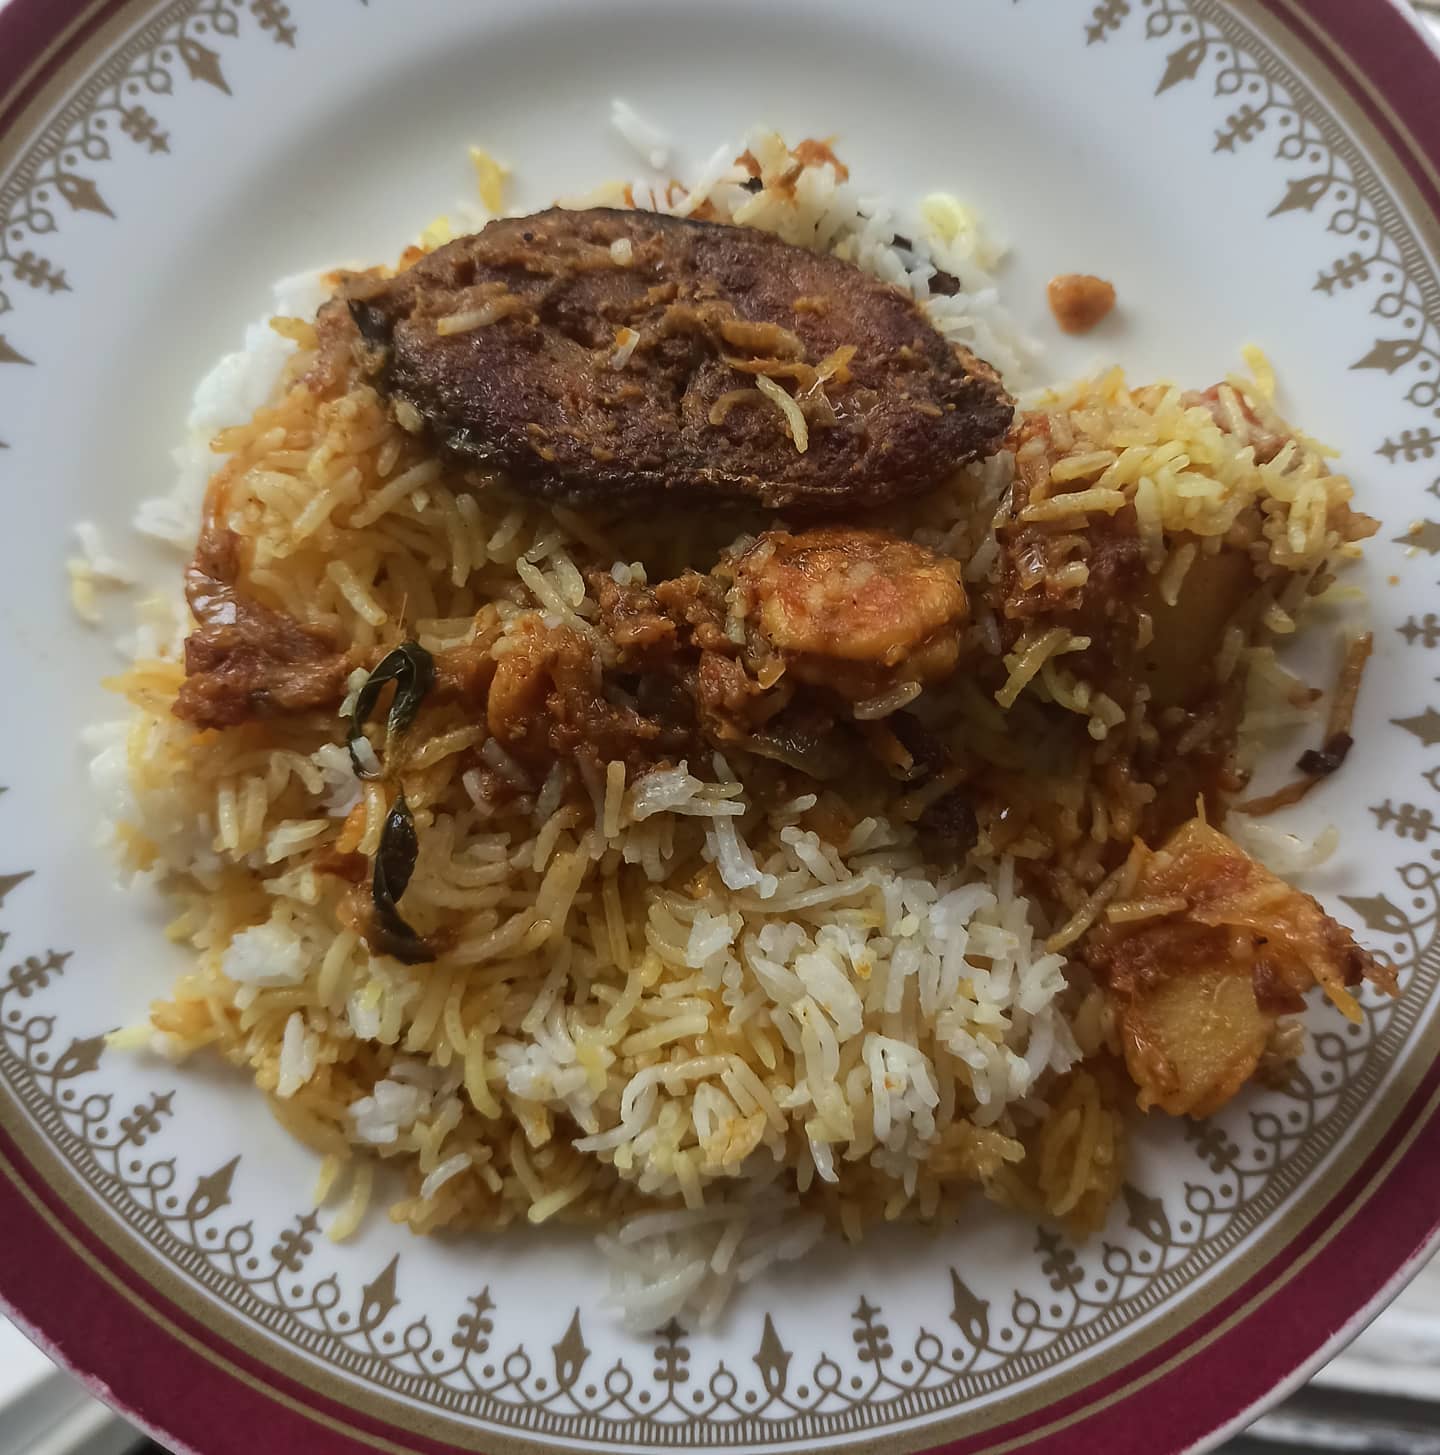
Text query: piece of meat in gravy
174 517 969 791
486 617 676 773
174 527 351 730
592 568 733 671
345 208 1014 511
487 527 971 776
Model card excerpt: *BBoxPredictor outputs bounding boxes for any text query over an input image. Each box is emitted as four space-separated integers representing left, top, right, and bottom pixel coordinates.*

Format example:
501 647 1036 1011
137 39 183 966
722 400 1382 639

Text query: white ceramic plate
2 4 1440 1453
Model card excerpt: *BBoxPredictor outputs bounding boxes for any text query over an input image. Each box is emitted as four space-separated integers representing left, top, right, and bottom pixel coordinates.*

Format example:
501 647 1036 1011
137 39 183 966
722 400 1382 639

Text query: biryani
87 115 1396 1331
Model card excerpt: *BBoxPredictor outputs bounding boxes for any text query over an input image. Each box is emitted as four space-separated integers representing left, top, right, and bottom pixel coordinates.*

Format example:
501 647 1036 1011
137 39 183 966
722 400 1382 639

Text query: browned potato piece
1086 818 1395 1118
1139 550 1253 709
1136 820 1389 1020
1119 966 1274 1117
485 618 663 770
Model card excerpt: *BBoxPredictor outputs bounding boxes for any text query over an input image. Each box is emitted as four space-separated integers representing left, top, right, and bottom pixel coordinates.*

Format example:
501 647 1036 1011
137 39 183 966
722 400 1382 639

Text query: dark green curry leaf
371 790 434 965
347 641 435 779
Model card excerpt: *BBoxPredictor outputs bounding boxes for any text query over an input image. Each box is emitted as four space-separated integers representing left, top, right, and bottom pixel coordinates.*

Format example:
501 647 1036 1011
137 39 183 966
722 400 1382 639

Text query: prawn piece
731 527 969 701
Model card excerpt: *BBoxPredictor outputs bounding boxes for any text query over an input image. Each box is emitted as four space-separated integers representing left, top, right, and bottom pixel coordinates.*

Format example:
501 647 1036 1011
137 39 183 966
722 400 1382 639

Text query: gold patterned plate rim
1 2 1440 1454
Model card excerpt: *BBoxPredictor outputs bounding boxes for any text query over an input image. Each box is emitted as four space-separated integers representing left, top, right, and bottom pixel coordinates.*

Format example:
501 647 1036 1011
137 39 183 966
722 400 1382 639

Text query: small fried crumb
1048 273 1118 335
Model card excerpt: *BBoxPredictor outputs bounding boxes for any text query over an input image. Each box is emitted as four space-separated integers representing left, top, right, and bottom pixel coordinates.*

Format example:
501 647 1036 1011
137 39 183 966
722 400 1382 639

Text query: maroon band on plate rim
1 1 1438 1452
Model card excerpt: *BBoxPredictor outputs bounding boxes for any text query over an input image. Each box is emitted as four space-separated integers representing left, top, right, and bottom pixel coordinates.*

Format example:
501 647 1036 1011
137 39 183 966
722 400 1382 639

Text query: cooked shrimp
732 527 969 700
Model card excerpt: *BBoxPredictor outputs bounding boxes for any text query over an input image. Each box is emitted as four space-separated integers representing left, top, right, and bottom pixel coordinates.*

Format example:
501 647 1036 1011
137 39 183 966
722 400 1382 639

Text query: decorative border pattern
0 0 296 447
1092 1 1440 434
0 0 1439 1449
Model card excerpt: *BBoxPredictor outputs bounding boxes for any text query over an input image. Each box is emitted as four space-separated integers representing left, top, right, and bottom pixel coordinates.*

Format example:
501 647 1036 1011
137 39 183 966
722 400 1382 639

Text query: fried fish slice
345 208 1013 511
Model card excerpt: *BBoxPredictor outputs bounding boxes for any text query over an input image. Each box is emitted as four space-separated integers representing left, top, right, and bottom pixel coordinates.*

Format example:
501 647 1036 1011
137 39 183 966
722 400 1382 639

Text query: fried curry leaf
347 641 435 778
370 790 434 965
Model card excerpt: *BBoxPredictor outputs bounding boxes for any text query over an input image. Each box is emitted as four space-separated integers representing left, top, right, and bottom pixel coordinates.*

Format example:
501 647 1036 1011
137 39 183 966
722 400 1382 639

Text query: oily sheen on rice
93 125 1123 1332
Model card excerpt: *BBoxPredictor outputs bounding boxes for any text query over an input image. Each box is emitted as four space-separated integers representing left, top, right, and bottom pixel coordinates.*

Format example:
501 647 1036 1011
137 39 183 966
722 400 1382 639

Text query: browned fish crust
346 208 1014 511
